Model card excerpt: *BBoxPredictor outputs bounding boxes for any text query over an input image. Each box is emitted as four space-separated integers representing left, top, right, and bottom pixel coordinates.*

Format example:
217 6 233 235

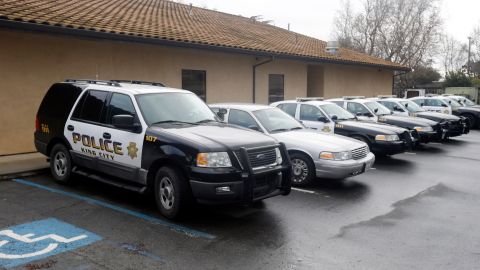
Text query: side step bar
72 167 147 194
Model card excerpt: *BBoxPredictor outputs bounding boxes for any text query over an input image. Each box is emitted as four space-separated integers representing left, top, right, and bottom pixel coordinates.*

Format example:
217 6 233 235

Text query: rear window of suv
72 90 108 123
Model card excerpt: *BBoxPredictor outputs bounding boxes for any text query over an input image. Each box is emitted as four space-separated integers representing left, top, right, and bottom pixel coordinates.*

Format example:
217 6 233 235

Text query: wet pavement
1 130 480 269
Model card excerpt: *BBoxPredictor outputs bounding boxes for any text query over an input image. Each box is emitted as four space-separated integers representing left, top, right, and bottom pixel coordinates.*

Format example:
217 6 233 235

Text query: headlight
375 134 399 141
197 152 232 167
275 148 283 165
319 151 352 161
414 126 433 132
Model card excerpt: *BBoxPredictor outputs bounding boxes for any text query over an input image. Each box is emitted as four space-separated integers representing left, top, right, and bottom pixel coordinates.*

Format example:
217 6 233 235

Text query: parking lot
1 130 479 270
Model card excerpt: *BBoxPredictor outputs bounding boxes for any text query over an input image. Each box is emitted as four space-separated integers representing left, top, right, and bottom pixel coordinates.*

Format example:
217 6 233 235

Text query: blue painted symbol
0 218 101 268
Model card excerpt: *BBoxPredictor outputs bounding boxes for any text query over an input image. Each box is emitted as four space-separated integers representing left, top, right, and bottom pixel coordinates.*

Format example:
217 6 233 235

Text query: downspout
252 57 274 103
392 68 413 95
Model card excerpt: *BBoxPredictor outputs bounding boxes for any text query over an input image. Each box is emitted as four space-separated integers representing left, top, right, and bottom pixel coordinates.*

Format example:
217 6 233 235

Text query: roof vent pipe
326 41 339 55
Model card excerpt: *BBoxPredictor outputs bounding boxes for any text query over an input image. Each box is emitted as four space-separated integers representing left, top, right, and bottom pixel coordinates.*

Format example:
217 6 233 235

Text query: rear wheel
49 144 73 184
289 152 315 187
154 167 191 219
464 114 476 129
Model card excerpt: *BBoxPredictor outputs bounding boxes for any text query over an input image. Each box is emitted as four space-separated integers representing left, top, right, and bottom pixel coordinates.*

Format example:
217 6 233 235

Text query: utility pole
468 36 472 76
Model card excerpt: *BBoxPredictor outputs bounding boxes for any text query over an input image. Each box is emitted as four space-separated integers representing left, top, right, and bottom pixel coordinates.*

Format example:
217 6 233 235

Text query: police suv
34 80 292 219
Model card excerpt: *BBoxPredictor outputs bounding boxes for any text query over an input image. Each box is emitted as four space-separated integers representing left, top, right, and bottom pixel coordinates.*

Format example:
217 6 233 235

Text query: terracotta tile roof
0 0 409 70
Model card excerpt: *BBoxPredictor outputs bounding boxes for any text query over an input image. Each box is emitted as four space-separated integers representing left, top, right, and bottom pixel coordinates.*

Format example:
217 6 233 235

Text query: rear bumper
314 152 375 179
34 137 48 156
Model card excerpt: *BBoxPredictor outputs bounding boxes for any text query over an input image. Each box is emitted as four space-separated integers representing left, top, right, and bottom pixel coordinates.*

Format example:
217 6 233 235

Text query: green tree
444 71 473 87
396 66 441 89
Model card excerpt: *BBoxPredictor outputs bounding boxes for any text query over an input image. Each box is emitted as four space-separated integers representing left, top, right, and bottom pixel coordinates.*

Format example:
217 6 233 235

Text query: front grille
352 146 368 160
235 147 278 169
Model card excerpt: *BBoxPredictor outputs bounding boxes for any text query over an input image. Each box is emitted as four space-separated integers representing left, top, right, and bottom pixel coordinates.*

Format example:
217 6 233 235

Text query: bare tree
333 0 442 67
439 35 468 75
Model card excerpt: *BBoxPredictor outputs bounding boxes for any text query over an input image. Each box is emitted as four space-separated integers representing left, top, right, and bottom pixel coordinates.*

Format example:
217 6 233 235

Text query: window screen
182 69 206 101
268 74 284 104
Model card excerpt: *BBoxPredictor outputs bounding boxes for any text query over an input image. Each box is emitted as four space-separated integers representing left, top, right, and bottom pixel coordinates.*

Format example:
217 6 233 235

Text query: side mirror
331 115 338 121
420 103 424 107
112 115 140 132
215 108 227 120
356 112 363 116
317 116 330 123
248 125 260 131
374 108 379 113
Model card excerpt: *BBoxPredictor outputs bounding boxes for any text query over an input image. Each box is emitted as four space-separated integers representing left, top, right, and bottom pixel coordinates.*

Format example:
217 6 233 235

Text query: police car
327 97 439 143
441 94 480 128
34 79 292 219
271 99 414 156
375 96 470 137
409 95 453 114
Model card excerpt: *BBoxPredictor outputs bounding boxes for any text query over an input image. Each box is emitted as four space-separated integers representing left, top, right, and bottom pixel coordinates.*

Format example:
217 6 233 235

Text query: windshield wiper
152 120 196 125
195 119 217 124
289 127 303 131
270 128 289 133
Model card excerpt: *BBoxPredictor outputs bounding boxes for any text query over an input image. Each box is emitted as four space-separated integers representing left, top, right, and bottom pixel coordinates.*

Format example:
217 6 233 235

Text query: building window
182 69 206 101
269 74 284 104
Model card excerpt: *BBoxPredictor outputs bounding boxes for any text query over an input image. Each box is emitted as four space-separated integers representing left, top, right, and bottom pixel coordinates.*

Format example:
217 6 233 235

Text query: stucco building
0 0 408 155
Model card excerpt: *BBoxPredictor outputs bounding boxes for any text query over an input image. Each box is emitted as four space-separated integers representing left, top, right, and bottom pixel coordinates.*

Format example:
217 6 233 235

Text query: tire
464 114 476 129
49 144 73 184
154 166 191 219
289 152 315 187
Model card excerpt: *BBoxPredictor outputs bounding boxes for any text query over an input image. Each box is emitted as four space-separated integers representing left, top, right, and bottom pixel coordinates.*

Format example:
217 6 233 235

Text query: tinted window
277 103 297 117
182 69 206 101
347 102 370 116
425 99 445 106
73 90 108 123
300 104 326 121
269 74 284 104
228 109 259 129
378 101 395 111
108 93 136 124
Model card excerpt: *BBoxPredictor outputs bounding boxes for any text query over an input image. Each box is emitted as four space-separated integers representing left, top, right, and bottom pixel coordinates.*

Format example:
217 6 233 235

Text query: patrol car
376 96 470 137
409 95 453 114
210 103 375 186
34 79 292 219
441 95 480 128
271 99 414 156
328 97 438 143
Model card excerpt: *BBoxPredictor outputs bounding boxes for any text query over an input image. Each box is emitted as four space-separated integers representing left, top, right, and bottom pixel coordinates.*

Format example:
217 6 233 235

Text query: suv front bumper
314 152 375 179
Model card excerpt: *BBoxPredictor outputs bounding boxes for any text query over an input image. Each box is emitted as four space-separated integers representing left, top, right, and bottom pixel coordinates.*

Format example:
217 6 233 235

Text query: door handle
67 125 74 131
103 132 111 139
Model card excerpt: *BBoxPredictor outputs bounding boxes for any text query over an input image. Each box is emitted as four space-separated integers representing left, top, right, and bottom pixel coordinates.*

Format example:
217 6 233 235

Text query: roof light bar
377 95 397 99
342 96 365 100
296 97 324 102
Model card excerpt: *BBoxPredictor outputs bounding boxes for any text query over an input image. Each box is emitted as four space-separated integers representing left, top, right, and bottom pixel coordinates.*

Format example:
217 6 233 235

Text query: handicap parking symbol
0 218 101 268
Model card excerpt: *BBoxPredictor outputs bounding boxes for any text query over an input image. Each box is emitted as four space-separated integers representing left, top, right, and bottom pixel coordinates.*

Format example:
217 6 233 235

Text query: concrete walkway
0 152 49 179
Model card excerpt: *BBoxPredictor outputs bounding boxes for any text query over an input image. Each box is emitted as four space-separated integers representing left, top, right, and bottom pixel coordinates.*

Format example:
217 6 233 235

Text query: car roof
274 99 338 106
65 81 191 95
209 103 273 112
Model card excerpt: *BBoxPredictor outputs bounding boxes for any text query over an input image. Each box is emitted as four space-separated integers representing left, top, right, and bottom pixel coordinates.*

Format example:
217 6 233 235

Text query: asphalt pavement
1 131 480 270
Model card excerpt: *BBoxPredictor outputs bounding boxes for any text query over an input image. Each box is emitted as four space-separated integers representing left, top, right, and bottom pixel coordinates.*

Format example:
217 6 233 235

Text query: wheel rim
159 177 175 210
54 151 68 177
292 158 309 183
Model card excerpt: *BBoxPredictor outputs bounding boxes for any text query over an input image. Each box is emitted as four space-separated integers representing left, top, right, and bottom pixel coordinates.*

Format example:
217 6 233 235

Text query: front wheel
49 144 73 184
464 114 476 129
154 167 191 219
289 153 315 187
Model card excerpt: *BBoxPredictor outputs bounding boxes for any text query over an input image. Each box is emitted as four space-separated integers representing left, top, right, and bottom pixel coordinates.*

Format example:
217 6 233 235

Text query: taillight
35 116 40 131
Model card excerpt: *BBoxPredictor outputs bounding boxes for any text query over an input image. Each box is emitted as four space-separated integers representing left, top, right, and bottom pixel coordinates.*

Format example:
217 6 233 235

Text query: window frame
70 89 109 126
268 74 285 104
182 69 207 101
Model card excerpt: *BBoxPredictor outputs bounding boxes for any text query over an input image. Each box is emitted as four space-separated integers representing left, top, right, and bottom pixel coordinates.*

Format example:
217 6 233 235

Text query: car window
378 101 395 111
73 90 108 123
330 101 344 107
211 107 225 121
319 103 356 120
253 108 303 133
411 99 425 106
108 93 136 124
399 100 425 112
443 98 461 107
300 104 326 121
365 101 391 116
425 99 445 106
277 103 297 117
347 102 370 115
228 109 260 129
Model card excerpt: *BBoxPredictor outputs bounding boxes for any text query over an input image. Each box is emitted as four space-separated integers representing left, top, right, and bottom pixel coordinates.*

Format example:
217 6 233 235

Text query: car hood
271 129 366 152
458 107 480 113
339 120 408 134
382 115 437 127
413 111 460 121
149 123 277 152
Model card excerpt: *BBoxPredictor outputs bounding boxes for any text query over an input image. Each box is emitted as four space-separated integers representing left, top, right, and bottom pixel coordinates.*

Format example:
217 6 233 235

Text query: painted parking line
404 152 417 155
291 187 316 194
0 218 101 268
12 179 216 240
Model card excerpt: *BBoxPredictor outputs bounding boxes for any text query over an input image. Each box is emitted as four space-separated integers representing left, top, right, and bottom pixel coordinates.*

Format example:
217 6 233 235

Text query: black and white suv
34 79 292 219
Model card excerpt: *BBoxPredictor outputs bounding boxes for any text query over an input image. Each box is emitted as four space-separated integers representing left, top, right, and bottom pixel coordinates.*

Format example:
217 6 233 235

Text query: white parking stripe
291 187 316 194
404 152 417 155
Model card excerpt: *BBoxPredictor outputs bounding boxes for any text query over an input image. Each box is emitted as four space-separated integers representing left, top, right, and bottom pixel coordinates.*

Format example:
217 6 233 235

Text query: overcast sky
185 0 479 43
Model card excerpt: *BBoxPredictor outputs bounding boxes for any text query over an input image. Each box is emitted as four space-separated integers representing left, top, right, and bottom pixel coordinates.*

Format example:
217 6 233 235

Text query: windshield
399 100 425 113
253 108 303 133
320 103 355 120
460 97 476 106
443 98 462 107
365 102 392 115
136 92 217 125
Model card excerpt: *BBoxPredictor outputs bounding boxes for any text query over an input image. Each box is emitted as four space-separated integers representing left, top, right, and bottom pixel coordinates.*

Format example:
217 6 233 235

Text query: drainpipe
392 68 413 96
252 57 274 103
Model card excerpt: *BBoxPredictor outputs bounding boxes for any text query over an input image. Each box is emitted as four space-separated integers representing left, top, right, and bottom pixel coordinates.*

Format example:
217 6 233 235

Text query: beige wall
307 65 325 97
322 64 394 98
0 29 308 155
